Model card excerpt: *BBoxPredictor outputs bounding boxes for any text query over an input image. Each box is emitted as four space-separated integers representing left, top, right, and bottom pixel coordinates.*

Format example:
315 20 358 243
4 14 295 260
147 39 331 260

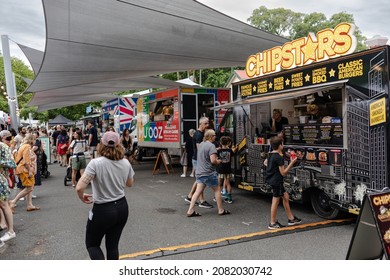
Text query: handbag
180 151 187 166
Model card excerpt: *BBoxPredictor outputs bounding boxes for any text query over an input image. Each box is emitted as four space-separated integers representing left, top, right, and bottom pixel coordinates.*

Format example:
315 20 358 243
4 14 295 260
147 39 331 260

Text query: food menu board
284 124 343 147
368 191 390 259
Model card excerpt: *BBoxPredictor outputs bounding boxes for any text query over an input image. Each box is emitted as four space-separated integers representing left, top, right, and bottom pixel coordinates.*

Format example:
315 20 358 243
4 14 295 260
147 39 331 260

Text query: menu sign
368 192 390 259
284 124 343 147
238 47 386 99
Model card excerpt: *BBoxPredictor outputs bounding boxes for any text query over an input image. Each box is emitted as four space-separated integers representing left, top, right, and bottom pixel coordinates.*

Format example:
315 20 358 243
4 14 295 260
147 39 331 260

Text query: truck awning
211 80 349 110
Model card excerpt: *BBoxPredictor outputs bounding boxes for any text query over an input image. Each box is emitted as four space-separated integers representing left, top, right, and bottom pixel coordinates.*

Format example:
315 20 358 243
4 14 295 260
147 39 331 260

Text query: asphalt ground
0 158 357 260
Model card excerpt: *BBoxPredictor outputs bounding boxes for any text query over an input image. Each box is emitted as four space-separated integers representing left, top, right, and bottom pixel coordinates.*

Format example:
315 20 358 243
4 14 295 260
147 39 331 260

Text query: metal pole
12 73 20 126
1 35 18 130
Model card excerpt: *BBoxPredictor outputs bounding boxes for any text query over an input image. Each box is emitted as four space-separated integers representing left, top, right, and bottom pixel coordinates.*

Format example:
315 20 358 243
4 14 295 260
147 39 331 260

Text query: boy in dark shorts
217 136 235 203
265 136 301 229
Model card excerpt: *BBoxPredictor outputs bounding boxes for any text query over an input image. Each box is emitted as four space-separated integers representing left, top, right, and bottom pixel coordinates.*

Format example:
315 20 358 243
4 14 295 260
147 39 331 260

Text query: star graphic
305 74 311 82
329 68 336 77
285 78 290 86
252 85 257 92
302 33 318 64
268 82 273 89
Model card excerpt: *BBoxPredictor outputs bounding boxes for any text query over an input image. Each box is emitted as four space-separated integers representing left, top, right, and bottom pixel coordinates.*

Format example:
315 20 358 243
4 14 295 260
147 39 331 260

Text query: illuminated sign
246 23 357 78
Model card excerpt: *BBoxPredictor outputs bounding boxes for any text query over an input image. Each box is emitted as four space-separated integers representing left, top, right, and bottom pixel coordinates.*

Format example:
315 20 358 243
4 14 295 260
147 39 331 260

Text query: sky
0 0 389 68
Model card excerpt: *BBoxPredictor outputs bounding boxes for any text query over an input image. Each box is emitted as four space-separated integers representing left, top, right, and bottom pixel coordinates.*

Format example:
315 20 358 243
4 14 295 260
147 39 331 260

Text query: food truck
136 86 230 159
218 23 390 219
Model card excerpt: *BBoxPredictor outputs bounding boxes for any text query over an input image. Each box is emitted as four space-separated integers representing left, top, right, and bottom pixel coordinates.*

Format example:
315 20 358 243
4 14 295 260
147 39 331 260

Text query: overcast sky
1 0 389 67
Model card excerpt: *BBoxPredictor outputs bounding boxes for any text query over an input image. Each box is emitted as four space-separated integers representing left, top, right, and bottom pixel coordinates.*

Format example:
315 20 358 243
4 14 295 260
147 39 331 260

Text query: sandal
27 206 41 212
219 209 231 216
187 211 201 217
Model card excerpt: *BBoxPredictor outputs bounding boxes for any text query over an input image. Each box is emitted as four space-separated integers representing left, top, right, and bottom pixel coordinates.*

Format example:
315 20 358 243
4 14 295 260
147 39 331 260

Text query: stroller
64 165 81 186
41 150 50 179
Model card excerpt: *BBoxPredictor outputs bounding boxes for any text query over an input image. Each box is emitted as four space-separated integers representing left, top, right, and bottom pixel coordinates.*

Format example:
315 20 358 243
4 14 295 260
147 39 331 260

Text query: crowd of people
0 121 135 260
181 116 302 229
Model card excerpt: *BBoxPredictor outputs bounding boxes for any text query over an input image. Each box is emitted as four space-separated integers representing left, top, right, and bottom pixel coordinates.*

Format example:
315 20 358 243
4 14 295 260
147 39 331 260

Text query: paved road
0 159 357 260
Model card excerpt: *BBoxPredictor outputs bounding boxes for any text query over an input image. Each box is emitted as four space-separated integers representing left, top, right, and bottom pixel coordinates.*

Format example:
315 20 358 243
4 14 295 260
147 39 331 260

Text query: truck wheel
310 189 340 219
133 147 143 161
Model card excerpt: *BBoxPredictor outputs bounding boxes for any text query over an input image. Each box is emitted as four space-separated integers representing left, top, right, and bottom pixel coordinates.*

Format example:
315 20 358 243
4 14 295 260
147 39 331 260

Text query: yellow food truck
217 23 390 219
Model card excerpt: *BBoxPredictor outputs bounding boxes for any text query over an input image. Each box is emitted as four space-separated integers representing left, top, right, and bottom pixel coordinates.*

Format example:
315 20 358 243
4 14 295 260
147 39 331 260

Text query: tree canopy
248 6 367 51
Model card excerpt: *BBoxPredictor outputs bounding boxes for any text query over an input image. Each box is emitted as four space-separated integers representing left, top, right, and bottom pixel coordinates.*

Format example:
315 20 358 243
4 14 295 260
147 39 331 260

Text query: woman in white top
69 131 87 187
76 131 134 260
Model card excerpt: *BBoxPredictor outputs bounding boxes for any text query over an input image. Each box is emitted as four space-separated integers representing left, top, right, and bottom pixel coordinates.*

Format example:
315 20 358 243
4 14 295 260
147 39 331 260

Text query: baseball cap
0 130 12 139
101 131 120 147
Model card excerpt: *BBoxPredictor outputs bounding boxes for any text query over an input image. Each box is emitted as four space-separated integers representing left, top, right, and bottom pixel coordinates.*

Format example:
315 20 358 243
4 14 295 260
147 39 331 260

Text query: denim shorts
192 159 197 170
196 173 218 188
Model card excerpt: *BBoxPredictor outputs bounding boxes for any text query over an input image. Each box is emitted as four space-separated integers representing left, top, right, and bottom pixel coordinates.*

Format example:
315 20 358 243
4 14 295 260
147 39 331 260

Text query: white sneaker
180 174 186 177
189 174 194 177
0 231 16 242
0 239 4 248
20 197 25 201
32 195 37 199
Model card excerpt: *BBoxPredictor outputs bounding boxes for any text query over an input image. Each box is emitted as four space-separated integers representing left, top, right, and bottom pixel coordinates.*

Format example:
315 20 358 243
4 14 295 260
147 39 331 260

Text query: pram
41 150 50 179
64 165 81 186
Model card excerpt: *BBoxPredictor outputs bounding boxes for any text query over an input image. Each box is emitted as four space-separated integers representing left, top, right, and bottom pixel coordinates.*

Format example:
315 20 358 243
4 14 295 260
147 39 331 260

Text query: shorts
71 156 87 170
192 159 197 170
196 173 218 188
271 183 285 197
218 173 232 179
89 146 97 157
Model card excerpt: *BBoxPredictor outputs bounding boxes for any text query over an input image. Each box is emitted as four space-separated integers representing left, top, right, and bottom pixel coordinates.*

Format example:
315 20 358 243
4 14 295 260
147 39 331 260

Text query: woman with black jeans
76 131 134 260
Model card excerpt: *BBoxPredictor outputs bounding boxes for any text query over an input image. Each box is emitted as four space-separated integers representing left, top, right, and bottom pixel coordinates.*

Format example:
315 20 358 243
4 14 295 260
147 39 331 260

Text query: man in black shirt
51 125 61 163
87 120 98 158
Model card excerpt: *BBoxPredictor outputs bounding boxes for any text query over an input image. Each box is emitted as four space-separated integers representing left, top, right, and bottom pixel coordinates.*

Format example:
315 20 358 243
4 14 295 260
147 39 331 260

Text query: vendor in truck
270 109 289 134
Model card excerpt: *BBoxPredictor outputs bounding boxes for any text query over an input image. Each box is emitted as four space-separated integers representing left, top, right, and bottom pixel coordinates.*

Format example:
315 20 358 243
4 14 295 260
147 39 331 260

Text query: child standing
217 136 234 203
265 136 301 229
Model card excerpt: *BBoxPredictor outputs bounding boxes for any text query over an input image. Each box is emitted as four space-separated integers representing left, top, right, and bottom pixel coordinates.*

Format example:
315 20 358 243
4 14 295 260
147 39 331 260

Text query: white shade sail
26 0 287 97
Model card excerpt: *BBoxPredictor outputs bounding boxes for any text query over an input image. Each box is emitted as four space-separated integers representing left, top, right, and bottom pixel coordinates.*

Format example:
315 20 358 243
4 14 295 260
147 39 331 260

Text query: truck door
182 94 198 145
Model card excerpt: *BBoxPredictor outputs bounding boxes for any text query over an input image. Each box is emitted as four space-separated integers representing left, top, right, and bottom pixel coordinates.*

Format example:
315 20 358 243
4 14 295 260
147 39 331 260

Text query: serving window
148 98 176 122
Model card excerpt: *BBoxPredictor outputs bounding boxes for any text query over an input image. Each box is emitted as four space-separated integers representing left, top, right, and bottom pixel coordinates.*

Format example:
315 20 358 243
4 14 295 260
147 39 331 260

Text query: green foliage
248 7 367 51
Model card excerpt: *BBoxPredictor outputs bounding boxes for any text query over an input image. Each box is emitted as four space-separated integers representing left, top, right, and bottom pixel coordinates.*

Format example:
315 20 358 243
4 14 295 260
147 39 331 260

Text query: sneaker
212 197 217 202
224 194 233 204
0 231 16 242
199 201 213 208
189 174 194 177
268 221 285 230
180 174 186 178
288 216 302 226
20 197 25 201
221 189 228 198
184 196 199 206
0 240 4 248
32 195 37 199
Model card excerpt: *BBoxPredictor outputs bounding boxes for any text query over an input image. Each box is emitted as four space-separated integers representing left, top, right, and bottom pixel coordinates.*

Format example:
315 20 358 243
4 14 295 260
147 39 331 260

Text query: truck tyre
133 146 143 161
310 189 340 219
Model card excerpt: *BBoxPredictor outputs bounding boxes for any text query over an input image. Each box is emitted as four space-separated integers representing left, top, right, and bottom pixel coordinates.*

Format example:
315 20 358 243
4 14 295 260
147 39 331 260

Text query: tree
248 7 367 51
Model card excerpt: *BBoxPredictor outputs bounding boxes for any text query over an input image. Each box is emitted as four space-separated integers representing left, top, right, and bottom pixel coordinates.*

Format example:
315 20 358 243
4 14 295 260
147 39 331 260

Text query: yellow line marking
120 218 353 259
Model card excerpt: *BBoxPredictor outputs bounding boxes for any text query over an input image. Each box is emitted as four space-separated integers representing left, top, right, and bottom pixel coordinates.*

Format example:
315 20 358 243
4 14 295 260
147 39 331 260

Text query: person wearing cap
0 130 17 245
75 131 134 260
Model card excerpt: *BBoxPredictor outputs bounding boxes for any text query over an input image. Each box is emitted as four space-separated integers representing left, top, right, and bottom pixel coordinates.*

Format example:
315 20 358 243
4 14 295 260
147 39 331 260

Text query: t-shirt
51 130 60 146
88 126 98 146
196 141 218 177
69 139 87 155
266 152 284 186
269 116 289 133
192 130 204 160
217 148 233 174
84 157 135 204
